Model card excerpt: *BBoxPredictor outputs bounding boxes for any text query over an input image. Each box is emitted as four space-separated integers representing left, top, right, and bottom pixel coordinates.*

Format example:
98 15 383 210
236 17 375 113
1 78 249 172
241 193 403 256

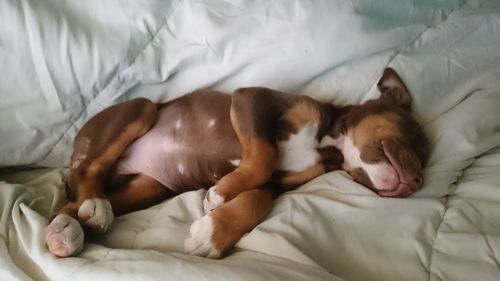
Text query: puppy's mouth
376 140 423 198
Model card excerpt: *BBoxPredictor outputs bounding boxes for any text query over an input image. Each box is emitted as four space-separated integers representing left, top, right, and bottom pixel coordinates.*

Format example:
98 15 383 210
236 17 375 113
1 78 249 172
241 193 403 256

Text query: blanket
1 0 500 280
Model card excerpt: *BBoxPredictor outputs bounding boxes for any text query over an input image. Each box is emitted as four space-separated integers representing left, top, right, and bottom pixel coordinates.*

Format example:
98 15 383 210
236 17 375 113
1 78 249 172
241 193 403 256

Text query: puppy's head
333 68 430 197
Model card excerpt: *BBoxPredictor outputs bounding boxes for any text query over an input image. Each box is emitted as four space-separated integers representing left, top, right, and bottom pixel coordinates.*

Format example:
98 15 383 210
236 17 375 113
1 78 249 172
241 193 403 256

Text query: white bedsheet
1 0 500 280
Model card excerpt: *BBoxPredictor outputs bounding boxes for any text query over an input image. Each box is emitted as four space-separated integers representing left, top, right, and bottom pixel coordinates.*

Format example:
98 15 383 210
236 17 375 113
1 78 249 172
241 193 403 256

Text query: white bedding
1 0 500 280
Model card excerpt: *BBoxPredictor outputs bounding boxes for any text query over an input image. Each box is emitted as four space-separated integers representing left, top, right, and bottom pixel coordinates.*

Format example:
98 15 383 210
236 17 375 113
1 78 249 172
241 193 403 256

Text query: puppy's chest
277 122 323 172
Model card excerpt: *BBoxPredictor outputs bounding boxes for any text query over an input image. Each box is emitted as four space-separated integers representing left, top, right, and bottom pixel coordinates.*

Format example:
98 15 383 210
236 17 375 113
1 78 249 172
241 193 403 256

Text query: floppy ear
377 68 412 111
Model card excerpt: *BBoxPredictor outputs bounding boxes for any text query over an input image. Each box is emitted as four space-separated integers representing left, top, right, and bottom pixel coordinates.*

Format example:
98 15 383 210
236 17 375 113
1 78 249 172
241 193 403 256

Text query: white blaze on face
277 122 319 172
175 119 182 130
340 135 398 190
340 136 363 170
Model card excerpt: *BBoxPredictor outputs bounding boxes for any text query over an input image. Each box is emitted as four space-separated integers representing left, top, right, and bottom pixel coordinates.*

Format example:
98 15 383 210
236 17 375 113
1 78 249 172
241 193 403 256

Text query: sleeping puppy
45 68 429 258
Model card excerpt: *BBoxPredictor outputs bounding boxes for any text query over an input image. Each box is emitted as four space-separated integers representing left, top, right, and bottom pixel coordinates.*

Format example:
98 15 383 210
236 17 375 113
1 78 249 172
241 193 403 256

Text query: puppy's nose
413 174 423 187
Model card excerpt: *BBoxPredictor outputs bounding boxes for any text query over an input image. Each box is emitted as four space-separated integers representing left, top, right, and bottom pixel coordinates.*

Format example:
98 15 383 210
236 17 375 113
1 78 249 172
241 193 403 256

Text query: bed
1 1 500 280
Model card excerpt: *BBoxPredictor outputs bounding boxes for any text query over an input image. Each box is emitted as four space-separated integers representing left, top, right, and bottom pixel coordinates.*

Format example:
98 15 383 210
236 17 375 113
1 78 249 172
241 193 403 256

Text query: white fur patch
341 136 363 170
341 136 397 189
277 122 319 172
71 158 82 169
78 198 114 233
178 163 185 174
208 118 216 128
70 138 90 169
184 215 221 258
203 187 224 213
229 159 241 167
45 214 84 257
175 119 182 129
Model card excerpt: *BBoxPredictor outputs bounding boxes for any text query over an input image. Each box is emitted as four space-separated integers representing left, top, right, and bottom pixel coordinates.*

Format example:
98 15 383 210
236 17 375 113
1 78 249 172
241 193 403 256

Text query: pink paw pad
45 214 84 257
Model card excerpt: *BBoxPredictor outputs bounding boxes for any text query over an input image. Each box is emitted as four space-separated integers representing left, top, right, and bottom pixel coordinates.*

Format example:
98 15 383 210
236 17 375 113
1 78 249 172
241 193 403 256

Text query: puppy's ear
377 68 412 111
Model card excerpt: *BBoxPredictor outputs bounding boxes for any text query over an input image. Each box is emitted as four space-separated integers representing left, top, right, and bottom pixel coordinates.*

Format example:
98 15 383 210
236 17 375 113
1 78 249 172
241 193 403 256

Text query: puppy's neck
316 103 352 141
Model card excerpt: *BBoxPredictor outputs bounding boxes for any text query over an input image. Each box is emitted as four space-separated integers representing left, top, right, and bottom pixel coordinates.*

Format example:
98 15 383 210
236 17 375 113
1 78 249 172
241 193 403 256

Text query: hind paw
45 214 84 257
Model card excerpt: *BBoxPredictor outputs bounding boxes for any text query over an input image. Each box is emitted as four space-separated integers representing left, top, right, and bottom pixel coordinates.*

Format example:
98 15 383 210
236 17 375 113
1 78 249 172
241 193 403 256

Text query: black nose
413 174 423 186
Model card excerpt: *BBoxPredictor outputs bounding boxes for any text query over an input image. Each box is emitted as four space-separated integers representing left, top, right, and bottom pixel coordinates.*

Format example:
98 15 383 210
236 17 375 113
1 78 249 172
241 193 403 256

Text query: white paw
77 198 114 233
45 214 84 257
184 215 221 258
203 186 224 213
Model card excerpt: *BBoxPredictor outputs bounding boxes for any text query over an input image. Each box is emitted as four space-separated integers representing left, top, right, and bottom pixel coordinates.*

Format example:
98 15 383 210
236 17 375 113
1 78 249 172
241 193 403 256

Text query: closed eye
359 141 387 164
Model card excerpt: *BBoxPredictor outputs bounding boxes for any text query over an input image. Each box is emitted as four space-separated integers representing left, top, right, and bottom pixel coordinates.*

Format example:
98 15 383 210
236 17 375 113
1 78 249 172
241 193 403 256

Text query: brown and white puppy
45 68 429 259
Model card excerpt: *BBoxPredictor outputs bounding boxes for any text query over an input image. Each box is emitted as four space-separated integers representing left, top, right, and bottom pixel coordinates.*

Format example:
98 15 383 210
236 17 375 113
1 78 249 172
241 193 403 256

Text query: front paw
46 214 84 257
184 215 222 258
203 186 225 213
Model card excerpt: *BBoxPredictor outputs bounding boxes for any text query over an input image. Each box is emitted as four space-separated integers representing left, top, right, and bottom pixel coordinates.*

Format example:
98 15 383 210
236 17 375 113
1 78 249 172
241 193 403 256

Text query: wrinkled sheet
1 0 500 280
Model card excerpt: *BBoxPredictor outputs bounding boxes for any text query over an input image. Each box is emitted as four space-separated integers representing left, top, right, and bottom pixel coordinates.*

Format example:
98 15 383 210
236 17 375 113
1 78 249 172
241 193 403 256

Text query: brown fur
282 98 321 132
107 174 174 216
277 163 325 189
60 98 158 218
210 188 273 255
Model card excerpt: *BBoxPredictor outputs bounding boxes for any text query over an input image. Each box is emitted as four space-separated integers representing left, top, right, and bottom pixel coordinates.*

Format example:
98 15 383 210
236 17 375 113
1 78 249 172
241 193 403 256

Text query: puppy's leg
106 174 174 216
46 98 157 257
204 88 295 212
186 188 274 258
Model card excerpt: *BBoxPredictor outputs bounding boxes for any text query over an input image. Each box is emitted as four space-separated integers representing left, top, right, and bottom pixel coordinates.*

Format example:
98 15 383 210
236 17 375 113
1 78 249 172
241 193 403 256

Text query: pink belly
115 92 241 193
